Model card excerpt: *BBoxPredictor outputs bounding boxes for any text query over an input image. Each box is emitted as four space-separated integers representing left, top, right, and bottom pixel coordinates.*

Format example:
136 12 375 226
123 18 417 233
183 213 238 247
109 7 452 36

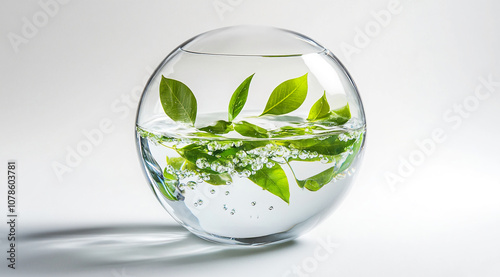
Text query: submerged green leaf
295 166 336 191
248 164 290 203
161 167 179 201
234 121 269 138
189 132 223 138
159 76 197 125
205 173 232 186
291 133 364 191
289 135 356 156
167 154 233 186
307 92 331 121
228 74 254 121
261 74 308 116
337 133 364 173
199 120 234 134
324 104 351 125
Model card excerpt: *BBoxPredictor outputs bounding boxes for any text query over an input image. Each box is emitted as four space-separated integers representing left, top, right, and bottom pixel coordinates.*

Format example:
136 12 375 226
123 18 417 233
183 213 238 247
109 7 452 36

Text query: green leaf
248 164 290 203
161 167 179 201
307 92 331 121
324 104 351 125
261 73 308 116
270 126 307 138
167 154 233 186
234 121 269 138
159 76 197 125
296 166 336 191
337 133 364 173
189 132 223 138
199 120 234 134
166 156 188 170
293 133 364 191
228 74 254 121
205 173 232 186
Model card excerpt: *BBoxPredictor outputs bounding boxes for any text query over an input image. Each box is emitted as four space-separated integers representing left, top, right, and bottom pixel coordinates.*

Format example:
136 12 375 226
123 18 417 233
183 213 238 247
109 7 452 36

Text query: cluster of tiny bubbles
207 141 234 152
193 199 204 207
230 209 236 215
185 134 356 184
341 130 362 142
239 169 252 178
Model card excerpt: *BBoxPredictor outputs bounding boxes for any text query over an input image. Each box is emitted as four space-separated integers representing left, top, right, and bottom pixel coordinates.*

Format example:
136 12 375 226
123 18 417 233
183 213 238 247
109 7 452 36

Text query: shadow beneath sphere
20 224 299 274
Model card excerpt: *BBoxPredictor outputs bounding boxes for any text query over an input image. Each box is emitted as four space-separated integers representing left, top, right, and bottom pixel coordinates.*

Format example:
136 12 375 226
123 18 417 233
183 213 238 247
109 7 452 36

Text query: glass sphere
136 26 366 245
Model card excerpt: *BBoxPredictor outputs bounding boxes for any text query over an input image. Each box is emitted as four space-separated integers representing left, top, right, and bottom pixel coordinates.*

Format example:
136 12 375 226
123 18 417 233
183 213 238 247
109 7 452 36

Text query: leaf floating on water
234 121 269 138
199 120 234 134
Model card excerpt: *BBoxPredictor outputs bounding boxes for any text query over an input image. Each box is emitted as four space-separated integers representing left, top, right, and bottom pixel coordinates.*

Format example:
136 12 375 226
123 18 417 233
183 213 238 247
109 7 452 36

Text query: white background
1 0 499 276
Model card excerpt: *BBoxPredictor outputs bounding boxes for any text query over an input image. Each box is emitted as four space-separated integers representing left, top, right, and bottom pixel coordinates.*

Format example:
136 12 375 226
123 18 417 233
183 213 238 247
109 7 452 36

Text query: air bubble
236 151 247 159
223 204 228 210
266 162 274 168
299 151 309 159
207 142 218 151
225 191 230 195
196 158 208 168
197 199 203 206
230 209 235 215
251 201 256 206
210 189 216 194
187 181 197 190
194 202 198 207
269 206 274 210
320 156 329 164
210 162 221 172
251 163 263 171
241 170 251 178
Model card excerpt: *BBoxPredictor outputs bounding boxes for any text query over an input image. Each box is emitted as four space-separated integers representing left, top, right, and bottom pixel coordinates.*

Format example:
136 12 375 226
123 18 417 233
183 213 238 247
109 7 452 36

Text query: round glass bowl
136 26 366 245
